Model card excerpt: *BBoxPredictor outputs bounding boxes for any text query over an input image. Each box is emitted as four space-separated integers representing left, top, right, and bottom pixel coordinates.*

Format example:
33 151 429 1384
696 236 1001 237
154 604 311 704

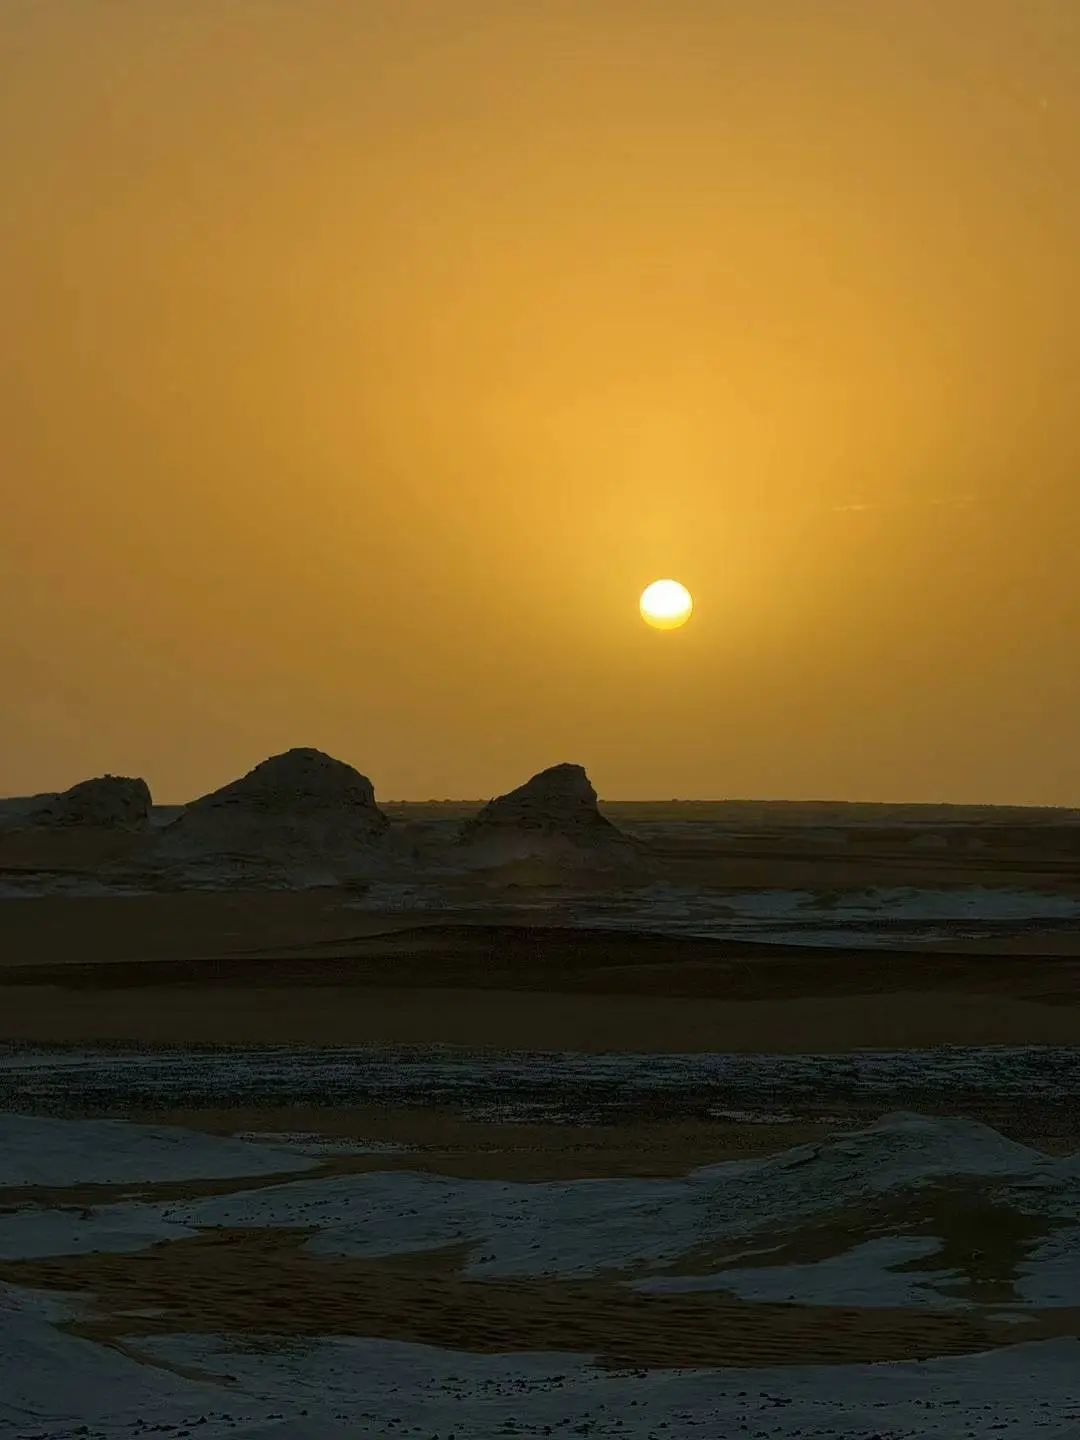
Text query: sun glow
640 579 693 630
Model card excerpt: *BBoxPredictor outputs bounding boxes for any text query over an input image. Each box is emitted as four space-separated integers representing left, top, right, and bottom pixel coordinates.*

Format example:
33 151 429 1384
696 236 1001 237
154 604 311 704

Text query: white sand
0 1112 316 1187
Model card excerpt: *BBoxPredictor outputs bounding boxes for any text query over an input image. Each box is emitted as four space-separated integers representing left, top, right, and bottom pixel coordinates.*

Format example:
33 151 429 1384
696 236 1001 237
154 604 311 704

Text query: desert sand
3 771 1080 1437
1 895 1079 1052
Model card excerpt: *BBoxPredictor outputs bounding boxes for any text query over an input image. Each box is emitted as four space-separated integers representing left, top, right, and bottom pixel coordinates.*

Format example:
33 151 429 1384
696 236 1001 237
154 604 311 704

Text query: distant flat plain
2 798 1080 1052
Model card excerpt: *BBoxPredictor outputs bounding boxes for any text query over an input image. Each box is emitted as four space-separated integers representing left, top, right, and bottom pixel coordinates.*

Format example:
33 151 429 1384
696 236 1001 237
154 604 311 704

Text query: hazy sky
3 1 1078 803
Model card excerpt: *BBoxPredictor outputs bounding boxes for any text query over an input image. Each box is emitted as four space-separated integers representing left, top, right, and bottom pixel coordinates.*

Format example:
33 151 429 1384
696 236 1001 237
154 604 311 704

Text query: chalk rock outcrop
162 748 389 873
24 775 152 830
460 763 632 868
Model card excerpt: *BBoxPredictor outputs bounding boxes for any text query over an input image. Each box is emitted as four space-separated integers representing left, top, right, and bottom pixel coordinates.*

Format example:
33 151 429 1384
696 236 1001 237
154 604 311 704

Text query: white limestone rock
22 775 151 830
460 763 633 867
160 747 389 876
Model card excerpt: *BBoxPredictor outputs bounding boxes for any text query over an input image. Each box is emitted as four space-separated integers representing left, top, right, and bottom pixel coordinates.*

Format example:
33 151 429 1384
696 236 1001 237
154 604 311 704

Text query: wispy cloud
928 494 978 509
832 494 979 515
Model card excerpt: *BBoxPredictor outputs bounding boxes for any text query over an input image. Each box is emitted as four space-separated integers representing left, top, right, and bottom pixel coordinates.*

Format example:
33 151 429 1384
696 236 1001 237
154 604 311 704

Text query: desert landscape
7 1 1078 1431
2 753 1080 1437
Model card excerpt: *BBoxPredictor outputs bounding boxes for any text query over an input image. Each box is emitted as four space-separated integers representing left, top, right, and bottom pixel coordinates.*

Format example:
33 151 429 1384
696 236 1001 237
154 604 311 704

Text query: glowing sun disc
640 578 693 630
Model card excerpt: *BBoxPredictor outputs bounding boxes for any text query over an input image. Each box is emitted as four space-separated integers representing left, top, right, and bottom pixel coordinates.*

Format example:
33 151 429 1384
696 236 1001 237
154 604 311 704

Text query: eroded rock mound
460 763 633 869
465 763 612 836
25 775 152 830
162 748 389 872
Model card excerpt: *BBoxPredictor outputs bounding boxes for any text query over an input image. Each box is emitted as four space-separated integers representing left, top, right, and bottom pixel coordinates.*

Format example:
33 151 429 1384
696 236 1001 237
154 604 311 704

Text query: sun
640 578 693 630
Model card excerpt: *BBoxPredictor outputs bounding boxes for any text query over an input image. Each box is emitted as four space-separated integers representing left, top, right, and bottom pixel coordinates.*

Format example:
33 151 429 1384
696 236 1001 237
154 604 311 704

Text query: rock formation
23 775 152 830
161 748 389 875
460 763 633 868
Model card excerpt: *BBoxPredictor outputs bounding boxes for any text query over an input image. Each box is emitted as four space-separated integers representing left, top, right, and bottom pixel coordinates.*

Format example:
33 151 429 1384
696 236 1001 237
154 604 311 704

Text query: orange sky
2 1 1078 803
